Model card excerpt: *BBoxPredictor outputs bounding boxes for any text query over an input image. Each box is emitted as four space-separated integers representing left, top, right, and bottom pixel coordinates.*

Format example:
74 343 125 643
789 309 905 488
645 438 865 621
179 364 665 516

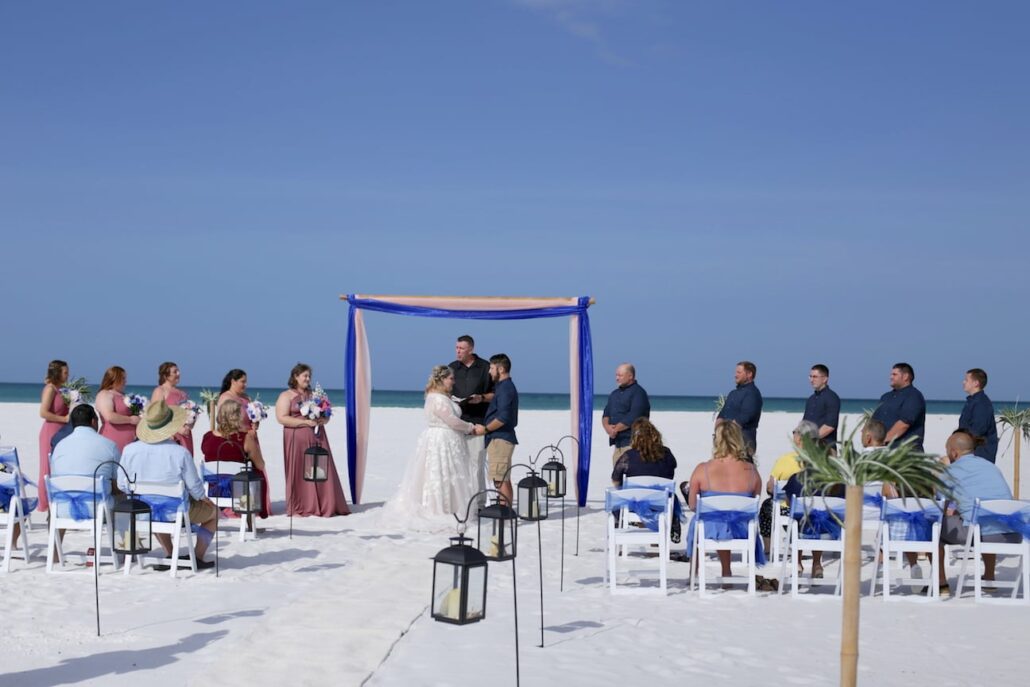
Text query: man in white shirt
119 401 217 569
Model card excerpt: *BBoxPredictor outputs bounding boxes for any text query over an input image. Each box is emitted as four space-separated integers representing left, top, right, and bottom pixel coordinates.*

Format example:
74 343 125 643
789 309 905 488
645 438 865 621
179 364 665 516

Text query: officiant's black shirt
449 355 494 422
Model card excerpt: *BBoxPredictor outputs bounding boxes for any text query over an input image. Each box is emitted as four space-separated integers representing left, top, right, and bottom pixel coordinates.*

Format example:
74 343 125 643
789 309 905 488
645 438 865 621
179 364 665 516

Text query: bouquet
246 399 269 423
181 399 203 426
124 393 148 416
60 377 93 406
300 383 332 421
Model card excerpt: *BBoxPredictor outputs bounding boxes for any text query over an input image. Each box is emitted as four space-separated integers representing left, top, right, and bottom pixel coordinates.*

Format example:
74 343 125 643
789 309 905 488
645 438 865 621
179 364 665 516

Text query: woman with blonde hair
201 399 271 518
383 365 486 524
95 366 140 454
684 421 764 578
37 359 70 512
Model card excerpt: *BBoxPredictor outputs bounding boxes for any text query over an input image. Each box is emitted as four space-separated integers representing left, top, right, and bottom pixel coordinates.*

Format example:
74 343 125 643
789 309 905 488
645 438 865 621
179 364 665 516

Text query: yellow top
769 451 802 481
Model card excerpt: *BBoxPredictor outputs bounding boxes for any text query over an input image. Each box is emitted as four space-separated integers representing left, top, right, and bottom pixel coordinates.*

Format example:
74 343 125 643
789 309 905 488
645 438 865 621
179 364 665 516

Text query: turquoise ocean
0 382 983 415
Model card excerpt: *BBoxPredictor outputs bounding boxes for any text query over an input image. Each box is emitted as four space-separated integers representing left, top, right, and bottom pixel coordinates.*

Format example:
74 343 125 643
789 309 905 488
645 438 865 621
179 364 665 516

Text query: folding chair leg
869 528 882 597
46 520 58 572
1021 544 1030 603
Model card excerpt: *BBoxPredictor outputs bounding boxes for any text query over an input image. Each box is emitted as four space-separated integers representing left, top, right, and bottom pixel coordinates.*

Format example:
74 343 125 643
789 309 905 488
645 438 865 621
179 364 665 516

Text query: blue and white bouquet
60 377 92 406
300 383 333 421
246 399 269 423
124 393 148 416
181 399 203 426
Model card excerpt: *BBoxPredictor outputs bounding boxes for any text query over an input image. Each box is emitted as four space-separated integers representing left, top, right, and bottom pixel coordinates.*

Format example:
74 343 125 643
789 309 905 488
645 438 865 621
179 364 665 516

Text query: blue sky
1 1 1027 400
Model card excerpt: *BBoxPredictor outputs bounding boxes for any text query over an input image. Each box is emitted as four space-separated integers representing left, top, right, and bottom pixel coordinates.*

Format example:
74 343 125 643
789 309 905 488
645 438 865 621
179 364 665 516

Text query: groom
481 353 518 506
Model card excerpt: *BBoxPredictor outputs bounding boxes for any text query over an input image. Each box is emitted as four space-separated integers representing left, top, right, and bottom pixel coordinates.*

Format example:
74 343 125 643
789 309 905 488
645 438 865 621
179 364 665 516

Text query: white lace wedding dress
381 392 476 527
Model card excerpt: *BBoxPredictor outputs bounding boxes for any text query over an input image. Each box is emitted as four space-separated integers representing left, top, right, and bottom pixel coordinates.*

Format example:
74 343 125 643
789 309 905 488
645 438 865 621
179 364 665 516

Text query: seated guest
935 430 1019 595
685 422 763 578
760 420 818 552
861 419 887 450
611 418 680 541
51 404 120 485
119 401 217 569
201 399 271 519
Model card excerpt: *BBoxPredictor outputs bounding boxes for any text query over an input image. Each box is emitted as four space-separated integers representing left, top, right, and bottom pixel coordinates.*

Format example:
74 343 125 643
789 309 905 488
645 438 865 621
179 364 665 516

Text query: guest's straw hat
136 400 187 444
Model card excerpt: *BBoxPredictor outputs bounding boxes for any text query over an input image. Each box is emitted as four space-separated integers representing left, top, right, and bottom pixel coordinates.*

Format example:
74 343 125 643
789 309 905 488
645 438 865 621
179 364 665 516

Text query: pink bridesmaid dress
100 393 138 455
283 393 350 517
37 388 69 512
164 387 195 456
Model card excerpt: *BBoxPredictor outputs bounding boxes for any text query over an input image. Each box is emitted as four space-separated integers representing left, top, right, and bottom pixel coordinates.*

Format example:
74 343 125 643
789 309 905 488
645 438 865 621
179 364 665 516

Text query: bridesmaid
95 366 139 454
217 368 265 470
275 363 349 517
151 361 195 456
38 359 70 512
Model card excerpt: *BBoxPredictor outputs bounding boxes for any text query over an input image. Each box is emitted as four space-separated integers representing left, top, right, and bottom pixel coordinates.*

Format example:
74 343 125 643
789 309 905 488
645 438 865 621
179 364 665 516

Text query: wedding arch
341 294 595 506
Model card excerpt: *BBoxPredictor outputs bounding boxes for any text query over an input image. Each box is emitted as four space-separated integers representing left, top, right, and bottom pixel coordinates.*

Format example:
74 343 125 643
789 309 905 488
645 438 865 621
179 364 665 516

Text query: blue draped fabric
49 481 111 521
686 491 766 565
975 508 1030 540
606 488 669 532
882 505 941 542
0 483 14 512
631 482 685 523
202 466 234 498
137 494 186 523
863 493 884 509
345 295 594 506
794 507 845 540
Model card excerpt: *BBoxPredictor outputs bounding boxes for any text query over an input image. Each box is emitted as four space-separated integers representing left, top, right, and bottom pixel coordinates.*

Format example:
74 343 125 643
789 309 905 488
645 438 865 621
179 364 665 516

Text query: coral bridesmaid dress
100 393 138 455
164 387 195 456
283 393 349 517
37 388 68 512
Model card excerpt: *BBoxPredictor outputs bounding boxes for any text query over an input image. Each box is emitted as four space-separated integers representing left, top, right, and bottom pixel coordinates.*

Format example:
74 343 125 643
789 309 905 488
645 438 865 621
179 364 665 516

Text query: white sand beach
1 402 1027 686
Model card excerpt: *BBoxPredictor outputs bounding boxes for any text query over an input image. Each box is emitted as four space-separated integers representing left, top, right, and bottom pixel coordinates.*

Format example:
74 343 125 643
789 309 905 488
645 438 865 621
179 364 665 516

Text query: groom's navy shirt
485 378 518 446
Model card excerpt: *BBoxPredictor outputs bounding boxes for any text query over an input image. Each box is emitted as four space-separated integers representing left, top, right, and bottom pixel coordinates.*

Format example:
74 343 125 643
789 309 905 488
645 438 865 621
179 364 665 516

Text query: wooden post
1014 434 1021 499
840 485 863 687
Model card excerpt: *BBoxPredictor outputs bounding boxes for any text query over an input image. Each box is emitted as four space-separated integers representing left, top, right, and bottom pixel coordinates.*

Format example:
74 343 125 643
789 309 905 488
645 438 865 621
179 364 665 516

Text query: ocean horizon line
0 381 1013 415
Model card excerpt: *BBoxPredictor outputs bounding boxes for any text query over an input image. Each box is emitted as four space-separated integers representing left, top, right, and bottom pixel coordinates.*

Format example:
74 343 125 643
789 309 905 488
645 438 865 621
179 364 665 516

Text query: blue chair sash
793 506 845 540
606 489 668 532
631 482 685 523
863 492 884 509
0 482 14 512
204 473 234 498
975 508 1030 540
50 480 111 521
689 491 766 565
882 504 940 541
137 494 186 523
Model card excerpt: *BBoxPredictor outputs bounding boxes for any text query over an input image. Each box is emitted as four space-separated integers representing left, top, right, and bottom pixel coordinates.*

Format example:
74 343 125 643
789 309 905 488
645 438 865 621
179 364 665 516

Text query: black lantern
541 460 567 499
517 473 549 521
431 535 488 625
477 499 518 561
304 446 329 482
112 494 152 555
231 461 264 515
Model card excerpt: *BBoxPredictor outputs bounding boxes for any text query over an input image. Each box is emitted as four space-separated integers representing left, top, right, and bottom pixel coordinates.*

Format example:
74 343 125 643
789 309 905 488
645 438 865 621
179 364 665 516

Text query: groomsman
803 364 840 448
717 361 763 456
872 362 926 452
449 335 494 497
959 368 998 463
602 363 650 465
483 354 518 506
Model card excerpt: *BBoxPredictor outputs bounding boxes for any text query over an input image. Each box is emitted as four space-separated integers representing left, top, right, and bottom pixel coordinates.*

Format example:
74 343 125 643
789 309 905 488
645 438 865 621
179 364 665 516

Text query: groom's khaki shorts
487 439 516 483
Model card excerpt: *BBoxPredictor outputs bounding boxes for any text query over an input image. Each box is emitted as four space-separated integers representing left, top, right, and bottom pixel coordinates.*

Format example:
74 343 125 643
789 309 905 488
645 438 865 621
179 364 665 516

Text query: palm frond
859 407 875 426
997 405 1030 442
65 376 93 402
794 422 951 499
712 394 726 419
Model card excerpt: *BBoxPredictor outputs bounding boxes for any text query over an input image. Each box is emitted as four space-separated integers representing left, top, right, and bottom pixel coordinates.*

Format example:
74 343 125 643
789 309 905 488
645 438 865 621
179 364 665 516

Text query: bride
383 365 486 524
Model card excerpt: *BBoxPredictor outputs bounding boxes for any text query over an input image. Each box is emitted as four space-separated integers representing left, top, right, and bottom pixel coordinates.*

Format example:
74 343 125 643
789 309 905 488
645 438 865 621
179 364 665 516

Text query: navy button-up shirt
959 391 998 463
602 381 651 448
485 377 518 446
718 382 763 451
872 385 926 451
803 386 841 446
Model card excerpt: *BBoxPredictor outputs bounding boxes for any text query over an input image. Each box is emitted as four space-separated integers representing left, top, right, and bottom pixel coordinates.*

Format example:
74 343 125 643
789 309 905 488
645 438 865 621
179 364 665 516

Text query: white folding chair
689 494 761 597
1 447 40 572
45 475 118 573
200 461 257 542
131 481 197 577
769 480 790 567
861 481 884 557
779 496 847 598
955 499 1030 603
605 487 670 594
622 476 677 558
869 497 942 601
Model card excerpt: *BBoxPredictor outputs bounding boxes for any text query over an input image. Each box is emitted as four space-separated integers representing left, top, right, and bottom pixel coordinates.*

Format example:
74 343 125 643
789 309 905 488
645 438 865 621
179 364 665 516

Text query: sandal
756 576 779 592
812 564 824 579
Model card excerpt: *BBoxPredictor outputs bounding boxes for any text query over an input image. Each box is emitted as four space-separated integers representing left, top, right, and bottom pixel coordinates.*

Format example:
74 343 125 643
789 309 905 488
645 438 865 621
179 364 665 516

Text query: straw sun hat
136 400 187 444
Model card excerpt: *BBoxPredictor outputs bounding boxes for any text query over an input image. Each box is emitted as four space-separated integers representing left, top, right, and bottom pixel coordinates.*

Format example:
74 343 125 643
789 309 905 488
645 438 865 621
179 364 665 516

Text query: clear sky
2 1 1027 400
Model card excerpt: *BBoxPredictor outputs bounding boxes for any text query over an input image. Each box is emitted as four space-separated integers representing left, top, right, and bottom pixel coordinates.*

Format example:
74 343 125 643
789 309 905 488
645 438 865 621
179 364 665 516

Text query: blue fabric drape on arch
343 294 594 507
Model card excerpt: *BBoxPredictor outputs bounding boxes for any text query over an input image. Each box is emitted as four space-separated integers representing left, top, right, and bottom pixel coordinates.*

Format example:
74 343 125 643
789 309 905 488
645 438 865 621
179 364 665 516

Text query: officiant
449 335 494 500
